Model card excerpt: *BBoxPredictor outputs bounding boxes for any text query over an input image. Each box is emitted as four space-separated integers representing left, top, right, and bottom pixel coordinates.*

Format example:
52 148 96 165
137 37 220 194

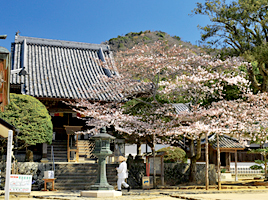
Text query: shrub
0 93 53 148
157 146 187 163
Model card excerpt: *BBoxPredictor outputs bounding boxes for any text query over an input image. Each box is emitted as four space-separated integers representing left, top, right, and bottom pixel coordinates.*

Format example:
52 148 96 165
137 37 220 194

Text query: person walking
116 156 130 192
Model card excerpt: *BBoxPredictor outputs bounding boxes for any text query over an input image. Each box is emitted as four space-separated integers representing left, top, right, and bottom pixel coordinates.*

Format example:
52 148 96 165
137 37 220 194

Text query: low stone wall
0 162 53 190
0 161 216 190
127 162 216 188
164 163 216 185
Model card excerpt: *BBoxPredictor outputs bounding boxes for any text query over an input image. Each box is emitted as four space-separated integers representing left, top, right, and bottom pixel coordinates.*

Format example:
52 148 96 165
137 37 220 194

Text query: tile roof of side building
10 35 121 101
201 133 245 149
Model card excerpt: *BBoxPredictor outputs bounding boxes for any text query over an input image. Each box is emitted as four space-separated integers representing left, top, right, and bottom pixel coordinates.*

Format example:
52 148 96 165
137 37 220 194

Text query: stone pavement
1 188 268 200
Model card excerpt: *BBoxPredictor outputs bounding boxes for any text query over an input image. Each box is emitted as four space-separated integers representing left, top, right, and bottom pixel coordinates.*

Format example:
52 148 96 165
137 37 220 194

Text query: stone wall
126 161 216 188
0 161 216 190
164 163 216 186
0 162 53 190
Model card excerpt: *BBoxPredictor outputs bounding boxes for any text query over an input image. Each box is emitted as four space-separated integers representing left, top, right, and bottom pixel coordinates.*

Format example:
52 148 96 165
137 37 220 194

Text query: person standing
116 156 130 192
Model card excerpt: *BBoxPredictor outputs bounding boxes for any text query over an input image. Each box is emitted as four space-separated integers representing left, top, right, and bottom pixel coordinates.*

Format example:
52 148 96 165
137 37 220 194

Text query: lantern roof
91 127 115 140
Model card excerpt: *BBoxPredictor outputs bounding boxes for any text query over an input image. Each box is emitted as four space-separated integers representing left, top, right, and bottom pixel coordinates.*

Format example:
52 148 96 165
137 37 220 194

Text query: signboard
9 175 32 193
149 157 161 175
142 176 150 189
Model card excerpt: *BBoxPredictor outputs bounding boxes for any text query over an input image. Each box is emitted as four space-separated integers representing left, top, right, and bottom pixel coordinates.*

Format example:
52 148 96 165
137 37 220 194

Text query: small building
199 133 246 172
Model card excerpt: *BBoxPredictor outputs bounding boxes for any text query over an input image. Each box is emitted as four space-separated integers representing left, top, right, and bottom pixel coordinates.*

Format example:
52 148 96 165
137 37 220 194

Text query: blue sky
1 1 215 51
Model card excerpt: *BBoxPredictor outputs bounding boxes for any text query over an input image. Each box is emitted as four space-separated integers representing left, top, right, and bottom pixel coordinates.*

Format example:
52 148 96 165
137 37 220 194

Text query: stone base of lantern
80 190 122 198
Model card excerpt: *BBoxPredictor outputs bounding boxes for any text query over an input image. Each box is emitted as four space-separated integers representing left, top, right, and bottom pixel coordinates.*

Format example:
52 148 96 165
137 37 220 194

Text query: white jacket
116 161 128 179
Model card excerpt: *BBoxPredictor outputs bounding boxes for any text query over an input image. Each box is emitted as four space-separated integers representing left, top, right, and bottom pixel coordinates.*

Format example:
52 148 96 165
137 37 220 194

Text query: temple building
10 35 124 162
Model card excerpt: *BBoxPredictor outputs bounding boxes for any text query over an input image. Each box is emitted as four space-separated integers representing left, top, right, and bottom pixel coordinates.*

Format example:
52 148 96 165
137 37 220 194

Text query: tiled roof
172 103 190 113
202 133 245 149
10 35 121 101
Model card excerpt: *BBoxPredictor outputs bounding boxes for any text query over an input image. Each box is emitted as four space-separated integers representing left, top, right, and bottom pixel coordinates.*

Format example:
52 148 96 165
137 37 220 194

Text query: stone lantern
81 127 121 198
89 127 115 191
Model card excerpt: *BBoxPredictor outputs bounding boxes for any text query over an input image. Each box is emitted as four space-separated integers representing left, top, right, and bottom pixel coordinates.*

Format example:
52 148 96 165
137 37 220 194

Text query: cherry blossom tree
166 92 268 182
114 41 253 183
68 41 256 184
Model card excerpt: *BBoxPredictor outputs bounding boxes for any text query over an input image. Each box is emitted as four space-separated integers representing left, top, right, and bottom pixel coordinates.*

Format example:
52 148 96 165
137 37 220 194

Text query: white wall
125 144 170 157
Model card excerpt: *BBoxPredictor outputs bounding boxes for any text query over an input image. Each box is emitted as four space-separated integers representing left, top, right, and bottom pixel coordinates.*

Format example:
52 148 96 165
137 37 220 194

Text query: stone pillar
40 143 49 163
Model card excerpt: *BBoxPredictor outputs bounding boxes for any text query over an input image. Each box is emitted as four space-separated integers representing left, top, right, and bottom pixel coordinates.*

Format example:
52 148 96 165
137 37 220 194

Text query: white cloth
117 178 129 190
116 161 129 190
116 161 128 179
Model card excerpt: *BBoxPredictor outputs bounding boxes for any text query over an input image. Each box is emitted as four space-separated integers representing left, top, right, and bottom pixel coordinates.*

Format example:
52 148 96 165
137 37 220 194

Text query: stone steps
52 163 118 190
47 140 68 162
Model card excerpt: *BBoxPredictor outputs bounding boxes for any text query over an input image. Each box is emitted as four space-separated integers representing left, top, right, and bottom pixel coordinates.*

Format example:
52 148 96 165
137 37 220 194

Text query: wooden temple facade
9 34 124 162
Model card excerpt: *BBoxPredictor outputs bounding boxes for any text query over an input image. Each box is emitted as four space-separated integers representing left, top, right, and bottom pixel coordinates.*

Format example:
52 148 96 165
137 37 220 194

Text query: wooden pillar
227 152 231 172
161 156 164 186
217 133 221 190
76 134 79 162
67 134 70 162
235 150 238 181
205 132 209 190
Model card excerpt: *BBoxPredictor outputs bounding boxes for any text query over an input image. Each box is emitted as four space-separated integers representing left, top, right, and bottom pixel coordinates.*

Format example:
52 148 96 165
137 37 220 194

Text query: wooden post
228 152 231 172
161 156 164 186
205 132 209 190
76 134 79 162
153 132 156 188
217 133 221 190
235 150 238 181
67 134 70 162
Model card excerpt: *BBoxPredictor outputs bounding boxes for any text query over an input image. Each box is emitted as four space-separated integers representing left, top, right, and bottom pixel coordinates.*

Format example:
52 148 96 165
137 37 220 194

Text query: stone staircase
53 163 118 190
47 140 68 162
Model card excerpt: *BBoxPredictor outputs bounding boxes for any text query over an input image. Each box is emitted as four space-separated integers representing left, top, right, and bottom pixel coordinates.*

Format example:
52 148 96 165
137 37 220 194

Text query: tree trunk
265 153 267 179
25 149 34 162
189 138 202 183
136 142 141 156
205 132 209 190
248 63 268 92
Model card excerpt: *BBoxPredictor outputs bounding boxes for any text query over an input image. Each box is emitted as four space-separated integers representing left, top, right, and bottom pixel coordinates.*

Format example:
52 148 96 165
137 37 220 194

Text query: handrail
51 146 55 172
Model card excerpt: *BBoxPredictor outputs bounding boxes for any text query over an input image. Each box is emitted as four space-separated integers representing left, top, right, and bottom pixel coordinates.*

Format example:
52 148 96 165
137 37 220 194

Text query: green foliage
118 43 125 49
193 0 268 92
250 164 263 170
221 168 226 173
173 36 181 41
107 30 204 54
156 31 166 38
255 159 265 165
123 94 171 116
143 36 151 41
0 93 53 147
127 163 145 188
248 148 268 157
164 163 189 185
248 148 268 175
157 146 187 163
